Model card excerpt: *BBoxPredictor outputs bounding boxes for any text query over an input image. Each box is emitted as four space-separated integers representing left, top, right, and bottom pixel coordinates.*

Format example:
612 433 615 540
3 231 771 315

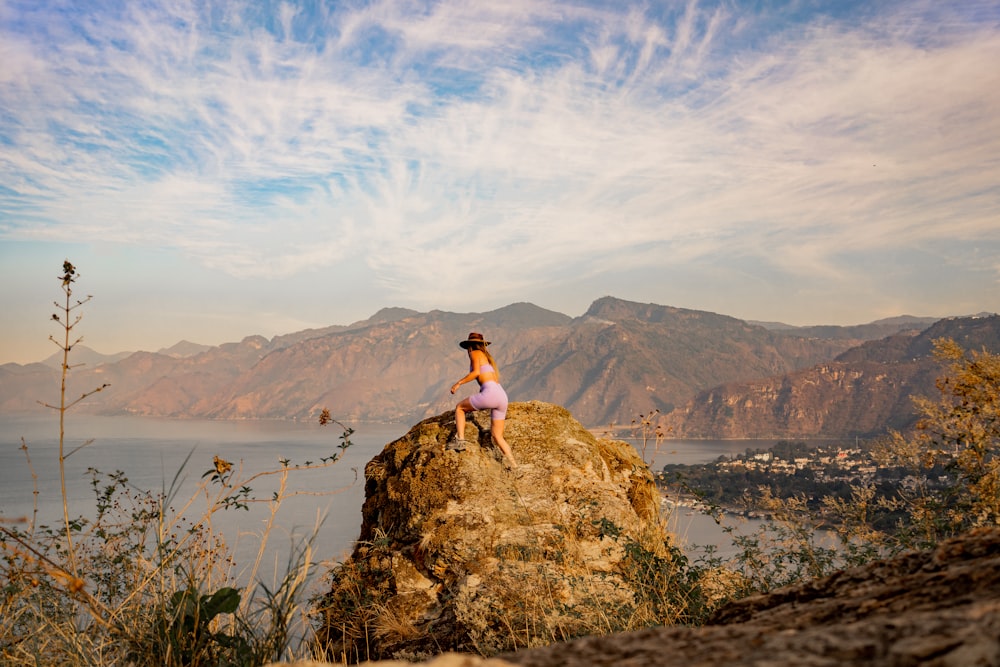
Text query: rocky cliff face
314 401 671 663
662 357 942 439
665 314 1000 439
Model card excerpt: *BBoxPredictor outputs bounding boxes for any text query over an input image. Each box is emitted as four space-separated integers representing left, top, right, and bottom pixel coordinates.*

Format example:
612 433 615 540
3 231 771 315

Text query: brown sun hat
459 332 491 348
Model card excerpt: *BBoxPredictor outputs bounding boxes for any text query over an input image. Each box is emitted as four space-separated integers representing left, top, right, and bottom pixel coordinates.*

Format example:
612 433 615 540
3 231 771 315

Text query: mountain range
663 313 1000 439
2 296 994 438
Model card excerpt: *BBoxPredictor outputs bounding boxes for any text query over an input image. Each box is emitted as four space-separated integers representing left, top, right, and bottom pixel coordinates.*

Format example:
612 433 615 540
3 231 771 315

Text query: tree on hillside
875 338 1000 545
707 339 1000 595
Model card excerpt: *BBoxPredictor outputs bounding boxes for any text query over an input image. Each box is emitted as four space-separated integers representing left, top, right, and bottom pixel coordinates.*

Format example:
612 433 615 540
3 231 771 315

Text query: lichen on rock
314 401 680 663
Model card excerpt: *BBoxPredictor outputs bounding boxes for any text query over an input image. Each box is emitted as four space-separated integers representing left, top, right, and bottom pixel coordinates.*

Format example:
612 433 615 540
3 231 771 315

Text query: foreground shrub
0 261 354 666
680 338 1000 598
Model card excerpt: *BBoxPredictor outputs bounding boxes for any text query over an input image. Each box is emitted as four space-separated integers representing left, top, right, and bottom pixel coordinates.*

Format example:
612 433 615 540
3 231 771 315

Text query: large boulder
314 401 673 663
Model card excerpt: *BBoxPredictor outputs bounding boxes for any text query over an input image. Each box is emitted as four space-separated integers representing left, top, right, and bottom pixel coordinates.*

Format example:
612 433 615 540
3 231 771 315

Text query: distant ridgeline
1 296 996 439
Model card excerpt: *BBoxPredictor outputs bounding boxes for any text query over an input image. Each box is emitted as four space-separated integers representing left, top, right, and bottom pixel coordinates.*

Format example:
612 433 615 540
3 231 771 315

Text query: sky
1 0 998 364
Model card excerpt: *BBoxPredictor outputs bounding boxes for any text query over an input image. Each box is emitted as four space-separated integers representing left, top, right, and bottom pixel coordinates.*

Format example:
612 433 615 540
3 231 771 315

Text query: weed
629 410 665 466
671 338 1000 603
0 261 356 666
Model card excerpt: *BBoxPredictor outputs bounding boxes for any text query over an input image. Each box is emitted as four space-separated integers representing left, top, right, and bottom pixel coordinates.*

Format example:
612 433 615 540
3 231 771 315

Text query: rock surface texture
502 526 1000 667
288 527 1000 667
314 401 668 664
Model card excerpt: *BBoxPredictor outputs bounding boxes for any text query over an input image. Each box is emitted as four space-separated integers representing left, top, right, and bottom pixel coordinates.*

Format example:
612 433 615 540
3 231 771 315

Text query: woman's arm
450 350 485 394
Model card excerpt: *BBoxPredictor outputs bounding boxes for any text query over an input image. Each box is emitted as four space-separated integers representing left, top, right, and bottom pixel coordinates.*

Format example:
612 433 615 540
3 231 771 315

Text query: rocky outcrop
289 526 1000 667
500 526 1000 666
314 401 671 663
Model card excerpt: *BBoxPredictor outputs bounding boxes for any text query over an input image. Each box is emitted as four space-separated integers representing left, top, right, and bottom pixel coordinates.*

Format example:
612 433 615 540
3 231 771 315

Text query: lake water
0 415 767 589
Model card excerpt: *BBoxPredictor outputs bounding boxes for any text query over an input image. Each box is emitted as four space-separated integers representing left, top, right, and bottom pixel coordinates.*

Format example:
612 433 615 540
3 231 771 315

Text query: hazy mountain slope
0 297 955 430
267 307 423 350
664 315 1000 439
0 306 570 421
49 335 275 417
835 314 1000 362
752 315 941 340
157 340 213 358
206 304 572 421
506 298 858 427
41 345 134 369
0 363 58 412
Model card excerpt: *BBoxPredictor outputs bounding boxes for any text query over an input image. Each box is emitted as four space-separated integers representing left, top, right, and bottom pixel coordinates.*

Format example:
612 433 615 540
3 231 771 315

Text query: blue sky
1 0 998 364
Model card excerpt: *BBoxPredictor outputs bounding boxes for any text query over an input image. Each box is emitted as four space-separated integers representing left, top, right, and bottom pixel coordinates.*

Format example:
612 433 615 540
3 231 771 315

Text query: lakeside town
655 439 924 520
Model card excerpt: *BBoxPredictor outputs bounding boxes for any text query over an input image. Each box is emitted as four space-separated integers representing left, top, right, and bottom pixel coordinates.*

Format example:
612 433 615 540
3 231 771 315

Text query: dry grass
0 260 358 667
0 449 354 666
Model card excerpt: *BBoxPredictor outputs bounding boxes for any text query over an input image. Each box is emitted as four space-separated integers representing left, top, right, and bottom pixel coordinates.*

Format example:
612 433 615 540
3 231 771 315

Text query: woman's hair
468 341 500 381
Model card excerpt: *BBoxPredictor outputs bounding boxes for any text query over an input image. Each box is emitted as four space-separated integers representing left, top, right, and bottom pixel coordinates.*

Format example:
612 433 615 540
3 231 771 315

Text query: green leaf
202 586 241 618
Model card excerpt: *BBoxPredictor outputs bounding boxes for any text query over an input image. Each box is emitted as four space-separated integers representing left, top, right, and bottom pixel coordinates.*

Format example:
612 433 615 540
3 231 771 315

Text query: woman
449 332 517 468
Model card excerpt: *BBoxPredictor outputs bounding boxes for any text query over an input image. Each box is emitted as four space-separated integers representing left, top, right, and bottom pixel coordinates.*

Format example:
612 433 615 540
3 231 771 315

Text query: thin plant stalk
37 261 108 576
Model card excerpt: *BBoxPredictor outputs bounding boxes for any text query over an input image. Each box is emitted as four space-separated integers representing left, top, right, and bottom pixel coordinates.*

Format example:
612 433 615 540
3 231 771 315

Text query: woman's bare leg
491 419 517 466
454 399 473 440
